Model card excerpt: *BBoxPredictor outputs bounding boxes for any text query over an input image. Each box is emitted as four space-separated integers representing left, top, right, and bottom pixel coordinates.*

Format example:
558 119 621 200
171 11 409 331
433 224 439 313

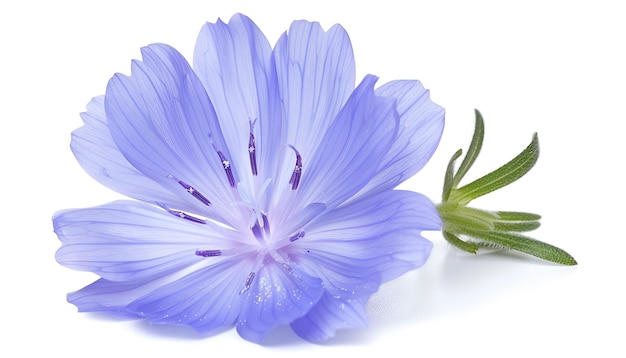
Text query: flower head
53 14 444 343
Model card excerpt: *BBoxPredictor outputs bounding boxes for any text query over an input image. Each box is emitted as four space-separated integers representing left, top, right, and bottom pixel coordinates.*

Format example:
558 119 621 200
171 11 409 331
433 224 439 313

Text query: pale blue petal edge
289 189 439 342
104 44 242 225
272 19 356 188
193 14 283 188
71 96 190 208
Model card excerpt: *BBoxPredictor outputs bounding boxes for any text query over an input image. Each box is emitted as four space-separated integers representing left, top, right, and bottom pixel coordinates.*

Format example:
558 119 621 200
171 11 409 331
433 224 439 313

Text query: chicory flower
53 14 444 343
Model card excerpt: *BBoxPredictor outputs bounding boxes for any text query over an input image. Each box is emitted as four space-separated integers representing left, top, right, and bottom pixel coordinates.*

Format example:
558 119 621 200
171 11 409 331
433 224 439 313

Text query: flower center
161 124 307 294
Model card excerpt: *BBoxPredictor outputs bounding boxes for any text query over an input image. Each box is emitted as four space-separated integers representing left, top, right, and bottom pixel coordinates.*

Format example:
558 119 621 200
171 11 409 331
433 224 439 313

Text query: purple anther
248 119 258 176
239 272 256 294
287 145 302 190
214 147 236 187
195 249 222 257
261 213 270 236
250 212 270 241
168 175 211 206
167 209 206 224
282 263 293 274
251 220 264 241
289 230 305 242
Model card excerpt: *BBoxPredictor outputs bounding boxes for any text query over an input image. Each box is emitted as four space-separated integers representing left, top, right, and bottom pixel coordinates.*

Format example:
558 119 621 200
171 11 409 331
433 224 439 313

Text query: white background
1 0 623 356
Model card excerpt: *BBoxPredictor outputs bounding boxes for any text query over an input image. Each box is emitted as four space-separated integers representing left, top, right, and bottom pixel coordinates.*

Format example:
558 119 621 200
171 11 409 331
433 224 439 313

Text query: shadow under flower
395 239 577 322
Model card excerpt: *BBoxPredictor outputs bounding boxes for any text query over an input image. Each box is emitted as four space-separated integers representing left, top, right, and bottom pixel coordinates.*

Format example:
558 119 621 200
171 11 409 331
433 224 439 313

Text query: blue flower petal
282 75 398 212
356 80 445 196
236 262 324 343
303 190 439 281
104 44 240 224
67 278 149 317
125 258 251 335
71 96 192 210
193 14 283 187
54 200 242 281
287 190 438 341
291 276 379 343
56 14 446 343
273 19 356 174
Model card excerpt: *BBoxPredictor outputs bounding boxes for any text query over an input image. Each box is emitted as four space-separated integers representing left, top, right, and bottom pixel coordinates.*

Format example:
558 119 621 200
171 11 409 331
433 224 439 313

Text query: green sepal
438 204 497 231
437 110 576 265
442 230 479 254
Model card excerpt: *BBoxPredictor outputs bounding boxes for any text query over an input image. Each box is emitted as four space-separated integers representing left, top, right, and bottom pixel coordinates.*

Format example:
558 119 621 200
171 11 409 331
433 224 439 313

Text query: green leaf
442 149 463 202
451 109 485 189
473 240 507 250
442 230 479 254
495 211 541 221
492 220 541 232
437 110 576 265
493 211 541 232
450 133 539 205
459 228 577 265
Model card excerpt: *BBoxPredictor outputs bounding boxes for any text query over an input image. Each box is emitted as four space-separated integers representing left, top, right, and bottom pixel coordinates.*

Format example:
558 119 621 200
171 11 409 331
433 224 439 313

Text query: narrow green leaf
459 228 577 265
473 240 507 250
496 211 541 221
451 110 485 189
443 230 479 254
493 220 541 232
442 149 463 201
437 111 575 265
451 133 539 205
